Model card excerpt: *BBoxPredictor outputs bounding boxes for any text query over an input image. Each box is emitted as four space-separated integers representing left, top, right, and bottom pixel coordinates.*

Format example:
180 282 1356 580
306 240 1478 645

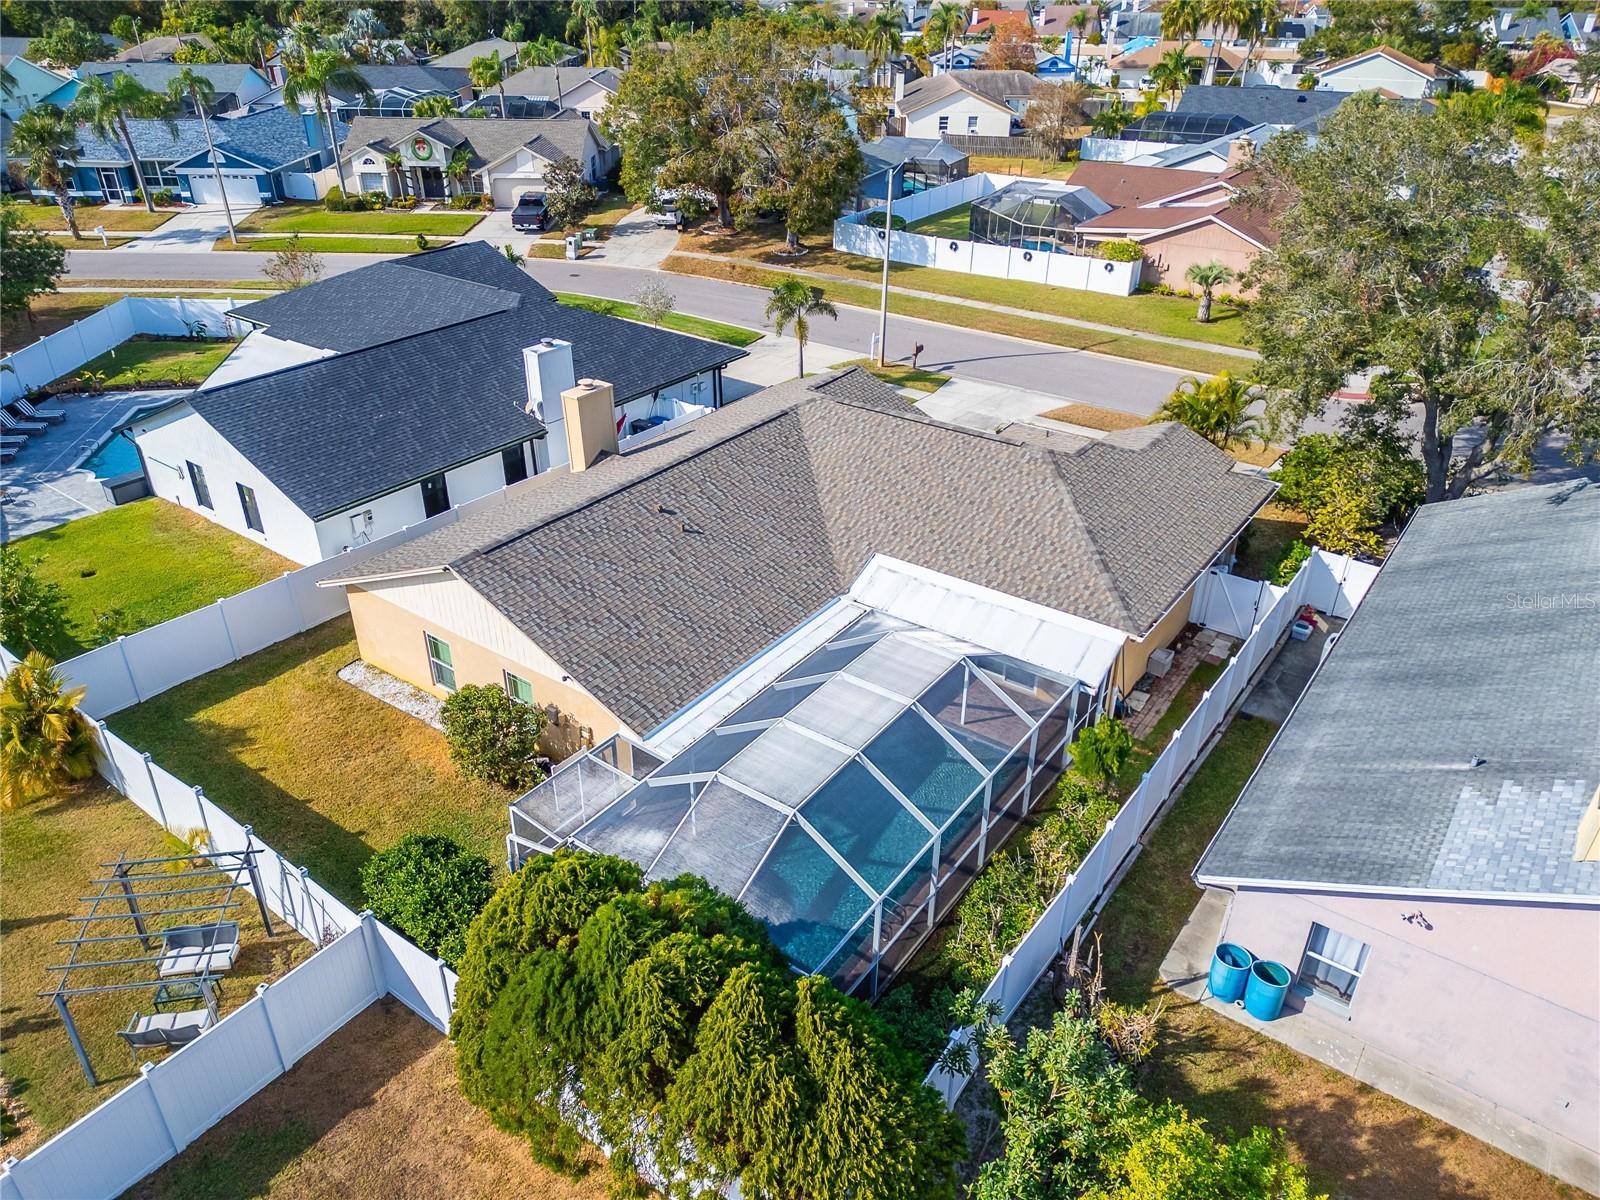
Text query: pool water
82 434 142 480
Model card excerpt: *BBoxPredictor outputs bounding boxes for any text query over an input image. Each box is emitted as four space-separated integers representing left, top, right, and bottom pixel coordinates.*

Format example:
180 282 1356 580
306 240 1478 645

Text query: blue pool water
82 434 142 479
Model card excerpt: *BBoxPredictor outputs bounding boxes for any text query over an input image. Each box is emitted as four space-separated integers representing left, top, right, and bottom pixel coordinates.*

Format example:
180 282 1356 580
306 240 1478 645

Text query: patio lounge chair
157 922 240 978
118 1007 214 1063
9 398 65 424
0 410 45 433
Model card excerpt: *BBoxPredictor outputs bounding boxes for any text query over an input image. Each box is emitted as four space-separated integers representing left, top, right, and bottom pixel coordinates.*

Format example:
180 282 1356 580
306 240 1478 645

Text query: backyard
53 337 237 390
235 203 483 237
128 1002 611 1200
906 201 974 241
6 499 294 661
968 155 1079 180
0 781 312 1156
105 618 515 906
2 291 264 351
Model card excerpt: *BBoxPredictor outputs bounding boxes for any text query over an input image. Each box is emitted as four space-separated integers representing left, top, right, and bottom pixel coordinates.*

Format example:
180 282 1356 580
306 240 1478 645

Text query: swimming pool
81 433 143 480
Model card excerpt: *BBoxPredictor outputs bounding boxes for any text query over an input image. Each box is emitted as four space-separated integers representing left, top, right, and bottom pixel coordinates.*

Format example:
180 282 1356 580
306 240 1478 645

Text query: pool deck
1 390 182 543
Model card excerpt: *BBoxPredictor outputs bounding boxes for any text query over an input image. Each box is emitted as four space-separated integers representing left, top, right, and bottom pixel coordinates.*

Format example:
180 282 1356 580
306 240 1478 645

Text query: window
186 461 212 509
420 472 450 518
139 160 182 190
425 634 457 691
501 443 528 486
966 115 979 132
358 171 384 192
937 115 950 133
1297 923 1370 1007
236 483 264 533
504 671 534 705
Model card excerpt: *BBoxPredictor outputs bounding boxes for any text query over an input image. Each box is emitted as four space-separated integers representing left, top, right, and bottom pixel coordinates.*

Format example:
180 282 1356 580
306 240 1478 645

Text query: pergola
40 842 274 1085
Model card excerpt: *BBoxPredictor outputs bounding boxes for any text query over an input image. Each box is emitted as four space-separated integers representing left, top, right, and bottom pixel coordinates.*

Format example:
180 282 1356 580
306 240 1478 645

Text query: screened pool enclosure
508 609 1101 997
968 181 1112 256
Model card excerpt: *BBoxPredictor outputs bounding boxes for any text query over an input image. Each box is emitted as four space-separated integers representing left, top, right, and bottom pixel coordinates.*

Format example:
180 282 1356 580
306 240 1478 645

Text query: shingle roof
1321 45 1455 80
1198 481 1600 900
76 106 331 170
111 33 217 62
338 115 596 170
334 65 470 100
194 244 743 519
179 105 331 169
427 38 523 68
1174 84 1346 128
330 371 1272 731
498 65 622 100
73 116 213 165
897 71 1042 114
77 60 264 96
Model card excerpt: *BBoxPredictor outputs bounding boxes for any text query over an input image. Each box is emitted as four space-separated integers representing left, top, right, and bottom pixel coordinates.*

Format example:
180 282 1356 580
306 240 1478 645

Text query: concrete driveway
595 209 679 269
122 205 245 252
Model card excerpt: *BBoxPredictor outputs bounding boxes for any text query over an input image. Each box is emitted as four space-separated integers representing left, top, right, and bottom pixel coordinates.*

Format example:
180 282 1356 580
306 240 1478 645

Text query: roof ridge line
1043 448 1142 632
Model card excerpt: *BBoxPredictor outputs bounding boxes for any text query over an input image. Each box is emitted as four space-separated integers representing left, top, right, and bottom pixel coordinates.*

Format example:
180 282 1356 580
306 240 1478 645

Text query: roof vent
1468 756 1487 769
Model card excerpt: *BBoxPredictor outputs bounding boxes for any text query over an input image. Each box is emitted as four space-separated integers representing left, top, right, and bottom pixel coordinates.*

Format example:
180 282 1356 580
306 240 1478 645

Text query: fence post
141 752 168 830
116 635 142 704
435 956 454 1021
1 1157 27 1200
191 785 213 842
358 910 387 998
139 1064 181 1156
300 867 317 940
255 983 288 1073
215 598 238 662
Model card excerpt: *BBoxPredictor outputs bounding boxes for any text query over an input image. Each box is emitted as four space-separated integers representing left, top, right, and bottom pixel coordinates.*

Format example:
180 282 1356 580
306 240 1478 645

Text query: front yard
106 618 515 906
8 499 295 661
0 781 312 1156
54 337 236 391
18 206 175 233
235 203 483 237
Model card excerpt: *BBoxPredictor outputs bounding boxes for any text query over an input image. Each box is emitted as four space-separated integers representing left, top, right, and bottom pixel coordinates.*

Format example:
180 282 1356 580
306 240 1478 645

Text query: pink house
1195 481 1600 1192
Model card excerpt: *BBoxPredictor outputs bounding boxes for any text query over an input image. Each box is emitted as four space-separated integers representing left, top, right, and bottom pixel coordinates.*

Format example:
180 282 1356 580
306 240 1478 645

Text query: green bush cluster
130 188 181 206
325 186 392 213
861 210 908 231
452 850 965 1199
440 684 547 790
1095 238 1144 263
359 833 494 967
1271 539 1312 586
1272 430 1423 548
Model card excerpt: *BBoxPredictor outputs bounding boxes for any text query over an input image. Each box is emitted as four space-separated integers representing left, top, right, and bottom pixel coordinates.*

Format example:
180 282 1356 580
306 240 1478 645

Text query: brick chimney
560 379 618 473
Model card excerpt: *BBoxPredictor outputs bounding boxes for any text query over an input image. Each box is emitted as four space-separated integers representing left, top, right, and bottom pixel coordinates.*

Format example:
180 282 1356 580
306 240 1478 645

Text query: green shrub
416 233 429 250
364 190 387 209
1271 539 1312 585
1068 715 1134 784
1096 238 1144 263
360 833 494 966
862 209 908 230
1025 779 1120 898
323 185 346 212
0 548 70 657
1272 430 1423 526
452 851 965 1197
440 684 546 789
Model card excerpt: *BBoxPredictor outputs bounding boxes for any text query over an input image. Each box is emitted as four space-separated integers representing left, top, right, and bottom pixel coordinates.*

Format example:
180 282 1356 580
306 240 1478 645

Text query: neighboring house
338 114 613 206
1537 56 1600 106
325 65 473 120
1195 481 1600 1194
892 70 1044 138
317 366 1271 758
0 53 67 119
1071 159 1273 288
1033 47 1077 77
127 244 746 565
497 65 621 120
1484 5 1564 45
968 8 1034 36
50 105 337 206
1563 9 1599 47
1313 45 1461 98
111 33 218 62
1114 122 1275 172
1038 4 1101 39
427 37 524 69
42 61 274 115
1173 83 1346 130
926 45 987 73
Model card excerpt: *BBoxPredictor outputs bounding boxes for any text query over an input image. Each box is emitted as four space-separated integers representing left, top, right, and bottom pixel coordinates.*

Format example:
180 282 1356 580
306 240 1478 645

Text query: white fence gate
0 298 249 403
922 550 1378 1106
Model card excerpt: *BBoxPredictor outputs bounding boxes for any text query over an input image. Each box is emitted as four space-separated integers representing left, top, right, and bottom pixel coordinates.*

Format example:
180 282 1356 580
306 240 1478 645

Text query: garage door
492 176 538 209
187 170 263 209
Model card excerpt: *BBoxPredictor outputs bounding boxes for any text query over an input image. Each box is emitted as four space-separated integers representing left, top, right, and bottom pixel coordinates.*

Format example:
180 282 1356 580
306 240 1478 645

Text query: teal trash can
1244 959 1292 1021
1208 943 1255 1003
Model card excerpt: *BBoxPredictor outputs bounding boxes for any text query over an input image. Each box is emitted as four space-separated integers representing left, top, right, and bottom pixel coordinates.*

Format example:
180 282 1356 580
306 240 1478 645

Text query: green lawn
57 337 237 390
8 499 295 660
553 292 763 347
221 236 452 254
107 618 516 906
969 155 1079 180
0 781 312 1157
839 357 951 393
20 206 174 232
50 235 138 249
236 204 483 236
906 202 974 241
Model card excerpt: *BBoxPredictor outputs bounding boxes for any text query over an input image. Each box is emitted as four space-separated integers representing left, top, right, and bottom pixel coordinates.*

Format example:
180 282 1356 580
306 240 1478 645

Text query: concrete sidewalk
723 338 856 400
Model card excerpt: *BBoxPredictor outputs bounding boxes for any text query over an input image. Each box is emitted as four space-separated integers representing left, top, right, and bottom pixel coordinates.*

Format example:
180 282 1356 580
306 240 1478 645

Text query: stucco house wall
1217 886 1600 1183
1090 221 1260 292
1114 577 1198 695
898 90 1014 139
1315 54 1445 98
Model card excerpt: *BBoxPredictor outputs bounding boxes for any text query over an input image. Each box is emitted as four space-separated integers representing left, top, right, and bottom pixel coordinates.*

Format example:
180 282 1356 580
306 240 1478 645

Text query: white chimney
523 338 576 468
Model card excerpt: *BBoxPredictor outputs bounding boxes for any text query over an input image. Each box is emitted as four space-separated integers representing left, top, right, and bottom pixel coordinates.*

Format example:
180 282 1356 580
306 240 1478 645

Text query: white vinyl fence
834 172 1143 296
922 550 1378 1106
0 298 249 403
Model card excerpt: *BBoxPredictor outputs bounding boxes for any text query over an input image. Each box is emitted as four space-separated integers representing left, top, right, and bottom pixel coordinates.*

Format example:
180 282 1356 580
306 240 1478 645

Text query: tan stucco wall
1124 224 1260 293
347 585 626 760
1114 578 1197 695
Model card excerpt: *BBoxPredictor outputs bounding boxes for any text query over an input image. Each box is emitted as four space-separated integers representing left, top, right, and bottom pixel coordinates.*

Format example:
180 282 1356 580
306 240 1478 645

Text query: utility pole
876 163 896 368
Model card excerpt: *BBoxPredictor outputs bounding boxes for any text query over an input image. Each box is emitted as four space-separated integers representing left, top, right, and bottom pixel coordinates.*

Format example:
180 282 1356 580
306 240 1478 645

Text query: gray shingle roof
329 371 1271 732
1198 481 1600 900
193 244 744 519
428 38 523 68
76 107 335 170
332 65 471 101
180 105 332 169
1174 85 1347 128
78 60 265 97
73 115 212 165
339 114 596 170
898 70 1043 114
498 65 621 100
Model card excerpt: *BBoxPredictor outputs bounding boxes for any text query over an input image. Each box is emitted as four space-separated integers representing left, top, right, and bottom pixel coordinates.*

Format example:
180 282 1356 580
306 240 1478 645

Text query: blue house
39 61 274 115
57 105 339 208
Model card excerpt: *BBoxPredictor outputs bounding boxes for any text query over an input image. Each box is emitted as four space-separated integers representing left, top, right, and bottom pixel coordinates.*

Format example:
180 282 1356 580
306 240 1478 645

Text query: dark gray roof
74 115 212 164
330 372 1271 731
76 106 334 170
1199 481 1600 900
339 115 596 170
1175 85 1346 128
193 244 744 519
111 33 216 61
334 65 470 100
861 136 969 171
177 106 333 169
78 60 265 96
899 70 1043 113
498 65 621 100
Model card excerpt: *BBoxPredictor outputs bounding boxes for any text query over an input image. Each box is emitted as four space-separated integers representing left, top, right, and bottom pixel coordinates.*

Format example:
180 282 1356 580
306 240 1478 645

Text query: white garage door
188 170 263 209
492 176 539 209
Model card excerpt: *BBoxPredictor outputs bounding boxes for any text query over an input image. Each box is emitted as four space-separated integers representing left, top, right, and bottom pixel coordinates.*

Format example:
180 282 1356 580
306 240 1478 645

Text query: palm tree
865 8 903 87
1161 0 1205 43
520 34 567 68
1231 0 1271 81
69 73 176 213
0 652 96 811
1070 10 1089 70
765 279 838 378
10 105 82 238
591 24 623 69
167 67 236 244
1153 371 1262 449
284 47 372 196
1149 46 1200 105
929 1 969 67
566 0 603 65
1184 259 1233 322
222 12 274 75
1091 95 1134 137
445 145 471 197
411 93 458 117
384 149 406 197
468 53 507 118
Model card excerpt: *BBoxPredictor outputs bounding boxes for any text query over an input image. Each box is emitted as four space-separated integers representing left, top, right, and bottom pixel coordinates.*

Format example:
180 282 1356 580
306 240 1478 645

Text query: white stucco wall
1219 886 1600 1172
899 91 1014 139
1315 55 1440 98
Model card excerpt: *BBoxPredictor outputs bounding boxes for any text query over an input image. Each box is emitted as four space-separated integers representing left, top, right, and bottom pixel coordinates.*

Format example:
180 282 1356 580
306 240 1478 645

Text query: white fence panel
67 644 142 714
0 1069 175 1200
218 578 301 658
257 927 380 1065
371 923 454 1032
123 607 235 702
145 1002 283 1149
1190 570 1282 639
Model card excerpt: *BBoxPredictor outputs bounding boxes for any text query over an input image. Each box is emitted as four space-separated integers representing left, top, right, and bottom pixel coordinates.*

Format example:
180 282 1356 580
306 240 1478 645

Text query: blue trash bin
1244 959 1292 1021
1208 943 1255 1003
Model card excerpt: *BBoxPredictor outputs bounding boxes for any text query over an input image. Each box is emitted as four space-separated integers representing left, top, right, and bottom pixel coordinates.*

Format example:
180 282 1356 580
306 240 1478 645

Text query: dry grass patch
968 155 1079 180
839 357 951 393
129 1001 612 1200
1229 440 1287 468
0 782 312 1156
20 207 175 232
1039 402 1145 431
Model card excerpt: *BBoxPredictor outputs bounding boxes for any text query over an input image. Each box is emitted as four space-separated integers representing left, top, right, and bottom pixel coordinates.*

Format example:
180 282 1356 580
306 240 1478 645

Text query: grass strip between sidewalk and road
216 236 452 254
839 357 951 393
663 254 1237 375
553 292 763 347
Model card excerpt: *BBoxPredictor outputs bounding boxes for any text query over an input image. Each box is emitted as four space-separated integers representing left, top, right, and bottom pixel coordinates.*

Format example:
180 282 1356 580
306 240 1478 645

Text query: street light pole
195 93 237 245
876 164 896 368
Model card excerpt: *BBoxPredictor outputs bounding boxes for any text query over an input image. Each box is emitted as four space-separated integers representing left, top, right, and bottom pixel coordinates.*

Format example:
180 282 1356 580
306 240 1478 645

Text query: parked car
512 193 547 232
